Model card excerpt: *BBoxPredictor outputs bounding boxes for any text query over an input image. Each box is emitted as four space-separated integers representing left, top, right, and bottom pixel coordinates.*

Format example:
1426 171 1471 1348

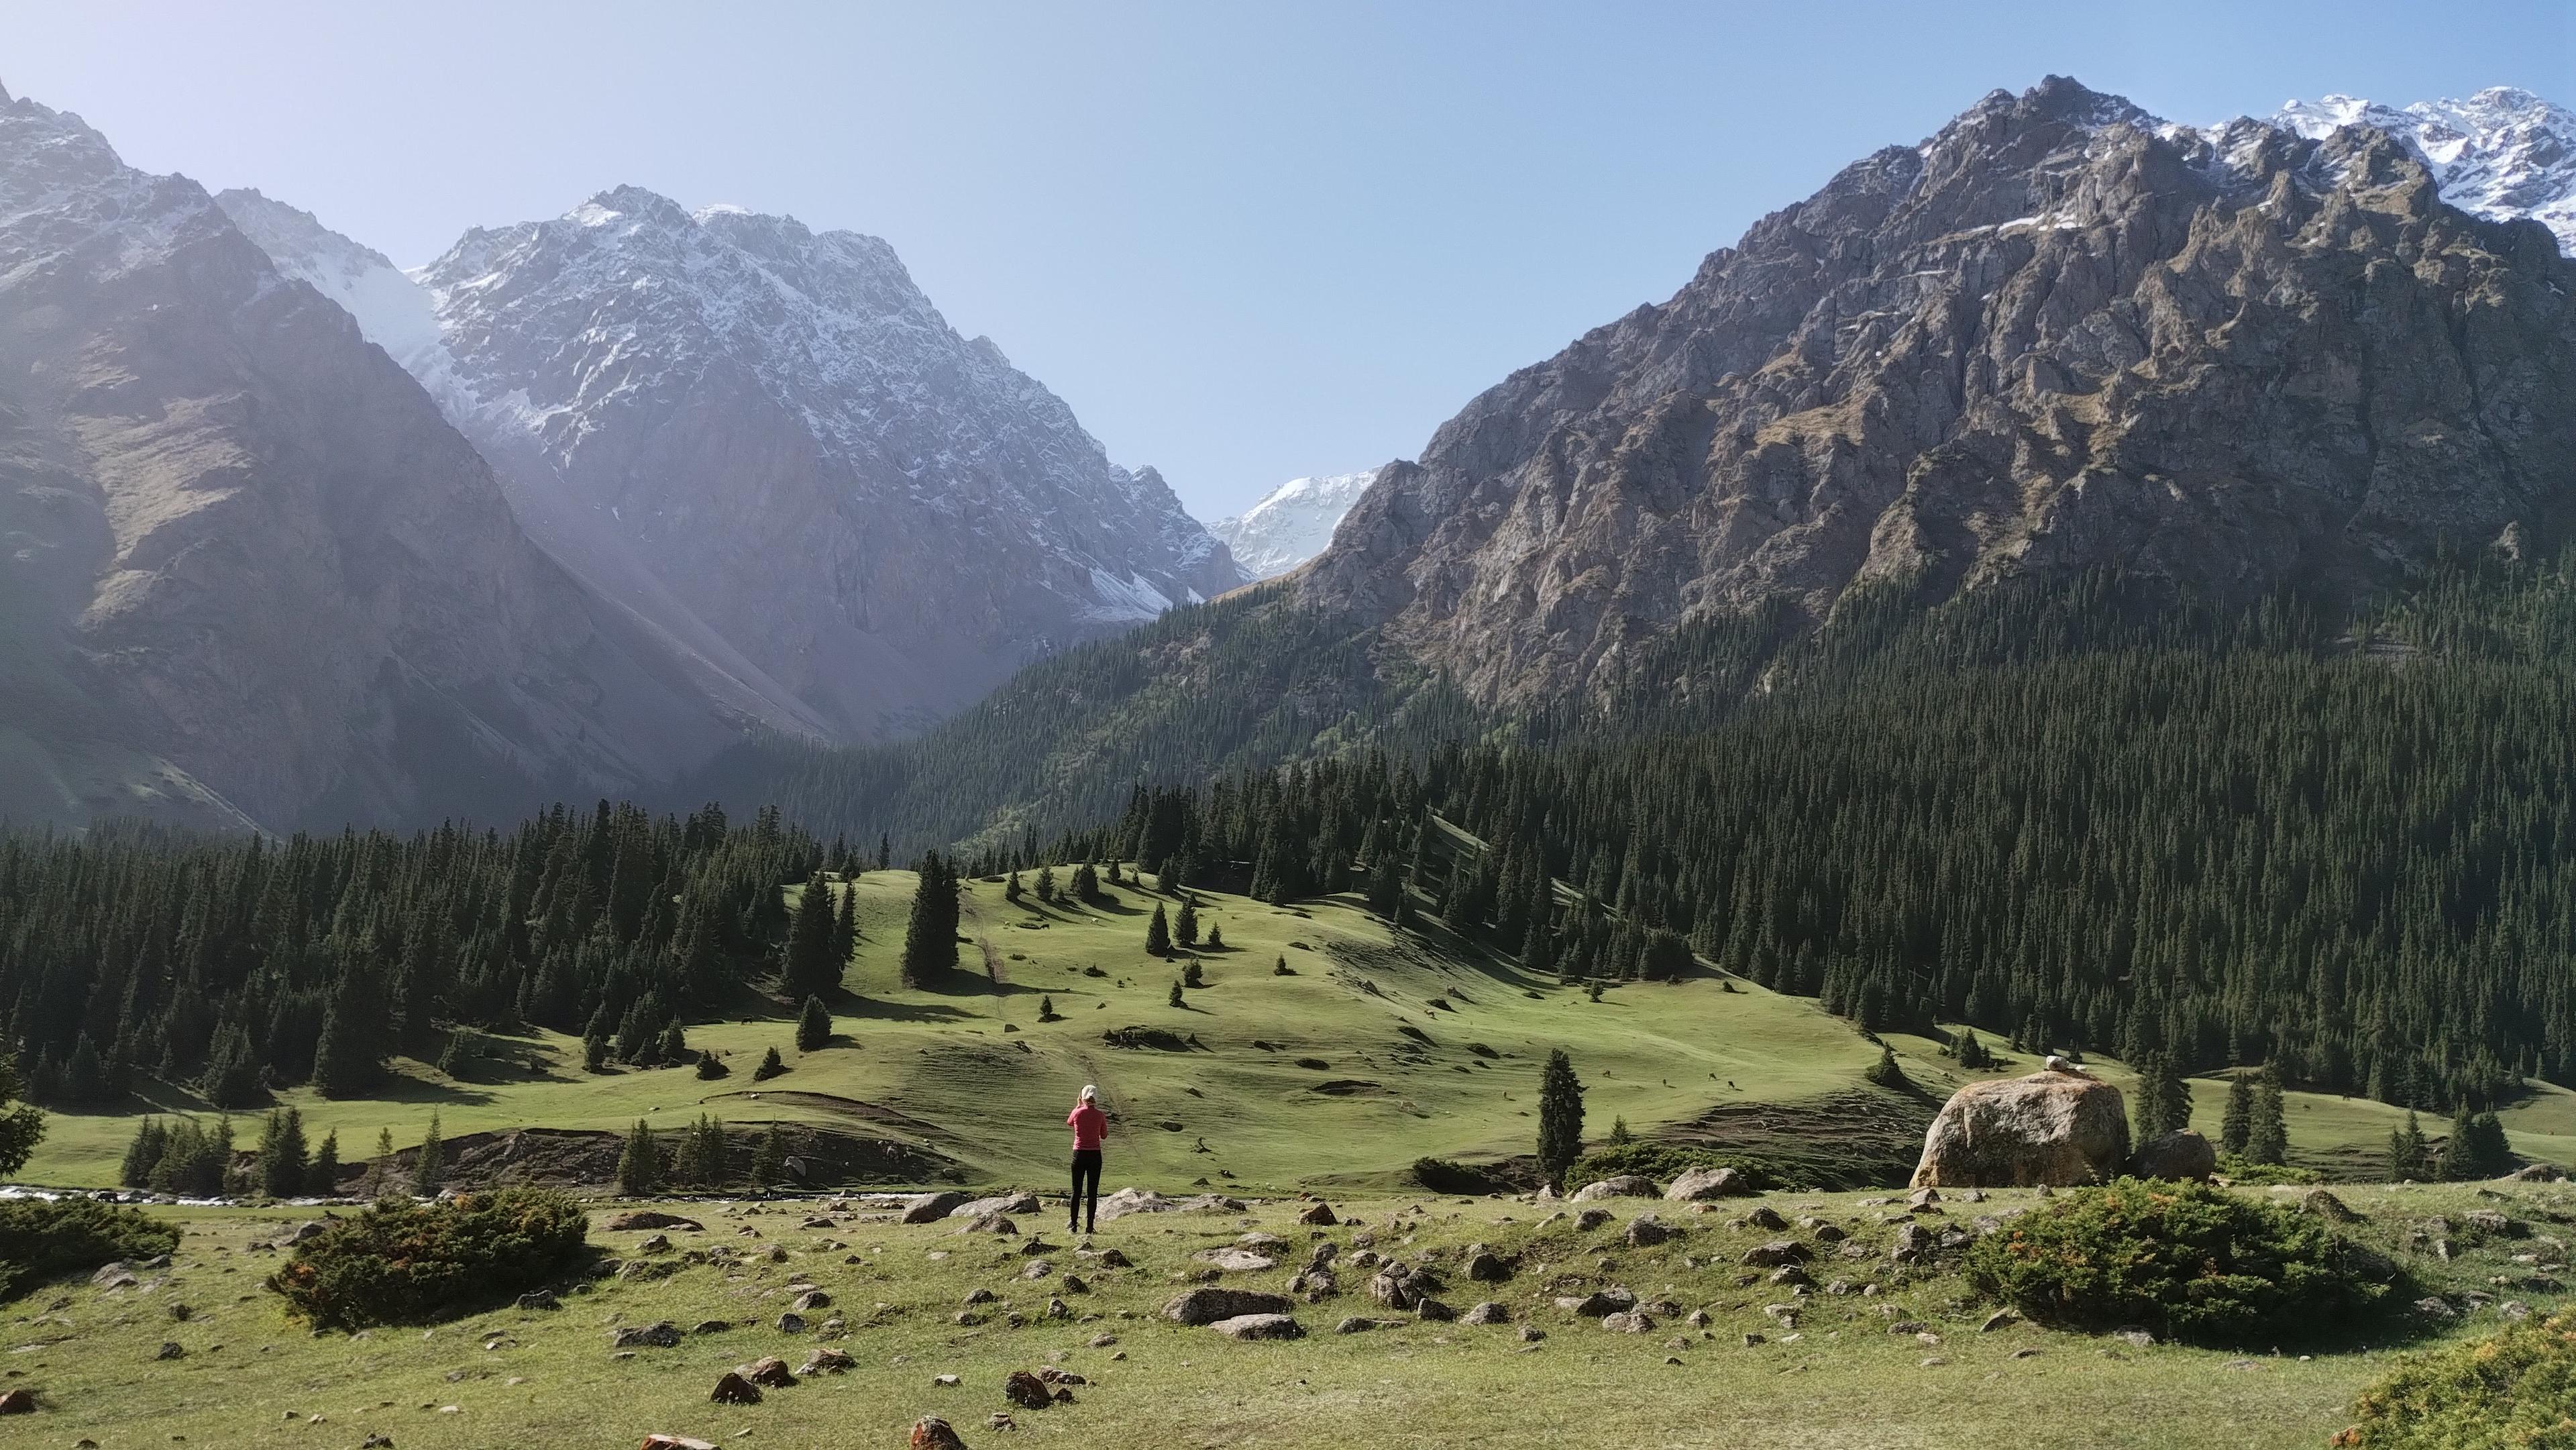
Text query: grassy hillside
24 872 2576 1192
5 1179 2567 1449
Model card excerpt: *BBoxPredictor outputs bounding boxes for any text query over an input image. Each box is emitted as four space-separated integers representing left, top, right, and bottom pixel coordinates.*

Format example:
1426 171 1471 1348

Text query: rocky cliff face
1303 76 2576 706
0 90 743 828
2279 88 2576 254
229 188 1245 743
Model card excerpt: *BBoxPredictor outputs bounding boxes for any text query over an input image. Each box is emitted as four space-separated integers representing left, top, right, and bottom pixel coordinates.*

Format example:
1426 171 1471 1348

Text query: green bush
2332 1312 2576 1449
266 1187 589 1329
2216 1153 2324 1186
1411 1157 1510 1194
0 1197 179 1301
1964 1178 2390 1346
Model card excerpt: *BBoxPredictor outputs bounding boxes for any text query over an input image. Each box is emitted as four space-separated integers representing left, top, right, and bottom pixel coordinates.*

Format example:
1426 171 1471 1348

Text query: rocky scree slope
0 88 745 829
1301 76 2576 707
231 188 1246 744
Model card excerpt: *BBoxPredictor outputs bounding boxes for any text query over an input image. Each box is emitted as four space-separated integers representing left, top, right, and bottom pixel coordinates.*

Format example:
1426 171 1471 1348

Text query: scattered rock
1194 1249 1277 1274
1415 1298 1457 1323
1557 1288 1638 1318
1980 1308 2021 1333
1465 1249 1511 1282
1600 1310 1656 1333
1004 1370 1055 1410
1096 1187 1173 1221
708 1371 761 1405
155 1341 185 1361
1741 1240 1811 1268
1572 1175 1659 1202
606 1211 704 1233
2508 1163 2567 1183
515 1290 558 1311
635 1233 674 1254
1164 1288 1294 1325
956 1213 1018 1236
910 1416 970 1450
775 1312 808 1334
640 1437 717 1450
1336 1316 1397 1334
904 1192 973 1225
1624 1216 1674 1247
1462 1301 1511 1325
1573 1208 1614 1232
798 1348 857 1376
1743 1206 1788 1232
741 1356 796 1388
1211 1313 1305 1340
792 1290 833 1311
0 1388 31 1414
610 1322 684 1350
951 1193 1042 1219
1665 1166 1747 1200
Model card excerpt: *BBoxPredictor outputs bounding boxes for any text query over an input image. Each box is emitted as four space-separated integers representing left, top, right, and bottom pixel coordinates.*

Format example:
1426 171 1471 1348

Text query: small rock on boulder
2300 1188 2361 1222
2131 1129 2216 1182
1571 1175 1658 1202
1911 1071 2130 1188
1211 1312 1305 1340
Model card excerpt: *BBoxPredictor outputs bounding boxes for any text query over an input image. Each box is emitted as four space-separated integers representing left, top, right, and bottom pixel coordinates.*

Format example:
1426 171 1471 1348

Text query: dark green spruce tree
1537 1049 1585 1191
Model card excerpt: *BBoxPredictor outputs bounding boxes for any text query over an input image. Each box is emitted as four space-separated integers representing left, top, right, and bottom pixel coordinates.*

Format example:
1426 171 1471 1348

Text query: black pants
1069 1149 1102 1231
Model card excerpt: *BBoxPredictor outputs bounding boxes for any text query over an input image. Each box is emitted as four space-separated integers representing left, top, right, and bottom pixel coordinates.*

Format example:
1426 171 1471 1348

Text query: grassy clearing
23 872 2575 1194
2 1180 2565 1449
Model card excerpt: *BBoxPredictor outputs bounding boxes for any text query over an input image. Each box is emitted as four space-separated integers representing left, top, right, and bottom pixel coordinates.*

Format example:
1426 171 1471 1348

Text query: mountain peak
2275 87 2576 252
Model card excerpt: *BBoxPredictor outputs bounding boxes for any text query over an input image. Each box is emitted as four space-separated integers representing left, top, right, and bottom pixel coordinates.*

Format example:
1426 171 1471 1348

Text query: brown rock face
1911 1072 2131 1187
1302 75 2576 708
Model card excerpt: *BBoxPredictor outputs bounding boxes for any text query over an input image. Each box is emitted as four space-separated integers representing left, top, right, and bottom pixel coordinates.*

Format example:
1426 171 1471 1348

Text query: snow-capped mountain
225 186 1244 741
1212 470 1381 580
2277 88 2576 252
0 88 747 830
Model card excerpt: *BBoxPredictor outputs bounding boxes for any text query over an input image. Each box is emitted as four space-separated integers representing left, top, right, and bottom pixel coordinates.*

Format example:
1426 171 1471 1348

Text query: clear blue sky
11 1 2575 519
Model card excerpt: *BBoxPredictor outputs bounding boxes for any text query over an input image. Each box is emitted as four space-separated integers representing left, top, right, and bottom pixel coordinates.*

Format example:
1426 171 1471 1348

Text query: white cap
1079 1083 1098 1101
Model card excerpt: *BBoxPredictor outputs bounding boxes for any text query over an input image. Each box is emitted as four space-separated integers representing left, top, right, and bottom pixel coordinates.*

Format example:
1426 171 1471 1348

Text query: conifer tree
784 876 841 1000
369 1126 395 1197
1169 980 1185 1008
796 996 833 1052
1039 994 1060 1022
258 1106 310 1198
584 1033 610 1072
121 1117 168 1188
2245 1062 2288 1166
1537 1049 1585 1190
414 1110 445 1196
2220 1072 2255 1155
833 880 858 966
1205 924 1224 949
753 1045 786 1080
2389 1111 2432 1180
655 1021 688 1065
900 853 958 986
1004 870 1024 905
2131 1052 2190 1140
749 1125 788 1186
1146 904 1171 957
616 1119 663 1194
1036 864 1059 903
1175 900 1198 947
309 1130 341 1196
694 1049 729 1080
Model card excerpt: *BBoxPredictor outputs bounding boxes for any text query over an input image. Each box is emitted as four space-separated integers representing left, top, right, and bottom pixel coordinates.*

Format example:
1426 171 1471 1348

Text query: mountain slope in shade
2277 87 2576 254
1212 469 1381 580
1298 76 2576 707
0 88 746 829
225 187 1246 744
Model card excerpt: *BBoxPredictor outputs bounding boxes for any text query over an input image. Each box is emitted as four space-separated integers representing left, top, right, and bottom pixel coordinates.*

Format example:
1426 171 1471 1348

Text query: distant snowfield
1213 470 1380 580
2275 89 2576 254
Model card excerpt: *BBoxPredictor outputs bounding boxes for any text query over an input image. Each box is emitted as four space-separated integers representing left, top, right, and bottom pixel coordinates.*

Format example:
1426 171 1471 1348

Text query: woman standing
1065 1084 1106 1235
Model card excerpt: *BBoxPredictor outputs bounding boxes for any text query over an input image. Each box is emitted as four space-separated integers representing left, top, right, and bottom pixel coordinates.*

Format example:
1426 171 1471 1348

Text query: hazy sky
11 1 2575 519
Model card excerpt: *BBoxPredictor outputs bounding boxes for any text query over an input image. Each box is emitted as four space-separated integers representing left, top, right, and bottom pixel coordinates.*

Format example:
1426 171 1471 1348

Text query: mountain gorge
223 187 1244 745
0 86 748 830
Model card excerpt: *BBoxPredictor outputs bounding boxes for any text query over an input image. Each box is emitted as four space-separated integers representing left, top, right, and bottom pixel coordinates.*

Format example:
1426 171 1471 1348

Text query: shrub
694 1049 729 1080
2333 1312 2576 1449
1964 1178 2391 1346
0 1197 179 1301
1412 1157 1509 1194
1572 1141 1780 1192
752 1046 787 1081
266 1187 588 1329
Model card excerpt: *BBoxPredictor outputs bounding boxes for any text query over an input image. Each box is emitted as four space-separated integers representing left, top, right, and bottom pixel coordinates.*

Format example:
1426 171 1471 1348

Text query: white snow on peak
2275 88 2576 253
213 189 448 373
1212 469 1380 580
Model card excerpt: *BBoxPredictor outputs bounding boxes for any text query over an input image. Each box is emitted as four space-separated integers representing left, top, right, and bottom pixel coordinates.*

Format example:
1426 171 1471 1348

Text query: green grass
3 1180 2565 1449
25 872 2575 1193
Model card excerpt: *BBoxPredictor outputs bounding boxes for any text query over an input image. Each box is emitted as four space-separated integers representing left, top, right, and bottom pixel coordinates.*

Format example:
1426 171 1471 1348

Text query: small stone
155 1342 185 1361
934 1374 961 1387
909 1417 970 1450
708 1371 761 1405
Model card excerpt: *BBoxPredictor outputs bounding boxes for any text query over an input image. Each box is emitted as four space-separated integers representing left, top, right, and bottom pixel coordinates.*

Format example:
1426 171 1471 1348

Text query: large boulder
1664 1166 1747 1200
1570 1175 1658 1202
2131 1129 2216 1182
1211 1312 1305 1340
1097 1187 1173 1221
1910 1072 2130 1188
902 1192 973 1224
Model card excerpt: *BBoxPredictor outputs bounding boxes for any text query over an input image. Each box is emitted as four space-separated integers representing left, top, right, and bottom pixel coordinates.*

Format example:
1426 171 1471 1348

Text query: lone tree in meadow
900 852 960 987
2389 1110 2433 1180
796 995 833 1052
1537 1048 1586 1191
414 1110 445 1196
1146 904 1171 957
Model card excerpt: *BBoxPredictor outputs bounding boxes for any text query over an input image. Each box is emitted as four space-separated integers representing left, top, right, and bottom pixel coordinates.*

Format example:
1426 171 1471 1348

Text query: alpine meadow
11 17 2576 1449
